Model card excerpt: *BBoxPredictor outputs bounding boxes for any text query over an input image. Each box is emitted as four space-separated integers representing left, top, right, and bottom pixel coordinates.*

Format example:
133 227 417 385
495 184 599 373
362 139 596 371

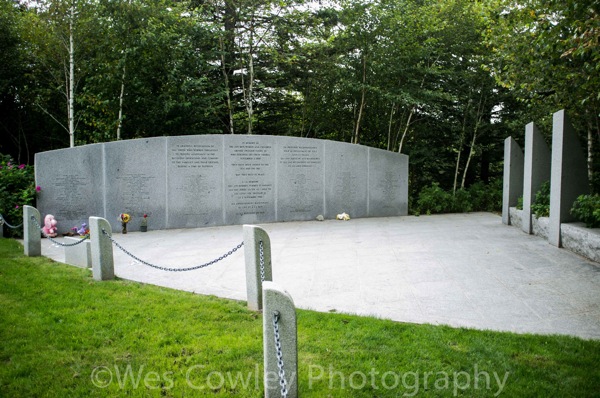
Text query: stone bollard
89 217 115 281
23 205 41 257
263 281 297 398
244 225 273 311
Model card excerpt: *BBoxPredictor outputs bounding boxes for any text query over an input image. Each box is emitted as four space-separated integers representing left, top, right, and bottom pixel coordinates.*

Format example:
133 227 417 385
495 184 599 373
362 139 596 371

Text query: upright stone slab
502 137 524 225
263 282 297 398
35 144 104 234
23 205 41 257
324 140 368 218
104 137 167 232
549 110 589 247
224 136 277 225
243 225 273 311
522 123 551 234
167 136 225 228
89 217 114 281
368 147 409 216
277 137 324 221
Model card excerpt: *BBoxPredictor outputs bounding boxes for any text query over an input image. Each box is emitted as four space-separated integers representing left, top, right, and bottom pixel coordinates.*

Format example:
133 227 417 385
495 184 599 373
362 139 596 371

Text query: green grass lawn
0 238 599 397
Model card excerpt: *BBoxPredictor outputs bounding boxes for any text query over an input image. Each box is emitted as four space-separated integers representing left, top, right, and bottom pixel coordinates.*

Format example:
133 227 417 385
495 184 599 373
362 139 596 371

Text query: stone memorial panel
167 136 224 228
502 137 524 225
35 135 409 230
368 147 409 216
324 140 368 218
522 123 551 235
224 136 276 224
549 110 589 247
104 137 167 231
277 137 324 221
35 144 104 234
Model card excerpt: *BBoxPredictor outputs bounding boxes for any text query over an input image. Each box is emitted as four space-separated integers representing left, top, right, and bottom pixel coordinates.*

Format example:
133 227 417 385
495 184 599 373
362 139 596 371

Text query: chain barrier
272 311 288 398
30 216 89 247
259 240 266 282
101 229 243 272
0 214 23 229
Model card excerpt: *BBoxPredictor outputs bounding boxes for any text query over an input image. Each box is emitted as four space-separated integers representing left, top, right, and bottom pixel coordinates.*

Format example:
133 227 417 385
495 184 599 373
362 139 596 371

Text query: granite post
89 217 115 281
522 123 551 234
263 281 297 398
243 224 273 311
502 137 524 225
23 205 41 257
548 110 589 247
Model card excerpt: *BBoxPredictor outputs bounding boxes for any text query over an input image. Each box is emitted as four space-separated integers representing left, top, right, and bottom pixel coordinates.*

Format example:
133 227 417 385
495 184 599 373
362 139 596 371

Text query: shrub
416 183 454 215
0 155 38 237
452 189 473 213
415 179 502 215
468 179 502 212
516 196 523 210
531 181 551 218
571 194 600 228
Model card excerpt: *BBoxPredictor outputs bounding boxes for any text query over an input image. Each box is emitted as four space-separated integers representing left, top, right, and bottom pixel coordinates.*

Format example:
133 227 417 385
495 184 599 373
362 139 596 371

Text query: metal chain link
30 216 89 247
0 214 23 229
273 311 288 398
259 240 265 282
102 229 243 272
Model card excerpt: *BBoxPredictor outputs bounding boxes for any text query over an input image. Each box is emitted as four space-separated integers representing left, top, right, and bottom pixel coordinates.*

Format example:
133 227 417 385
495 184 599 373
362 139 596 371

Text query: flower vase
140 225 147 232
122 223 127 234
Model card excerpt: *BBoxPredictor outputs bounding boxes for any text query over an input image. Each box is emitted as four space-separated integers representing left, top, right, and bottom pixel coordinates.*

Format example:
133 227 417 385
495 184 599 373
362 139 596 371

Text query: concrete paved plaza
41 212 600 340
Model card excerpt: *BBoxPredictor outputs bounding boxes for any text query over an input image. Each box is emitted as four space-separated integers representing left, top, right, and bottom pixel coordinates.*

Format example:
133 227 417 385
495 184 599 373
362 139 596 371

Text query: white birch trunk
387 102 395 151
397 106 414 154
116 64 126 141
68 3 75 147
352 55 367 145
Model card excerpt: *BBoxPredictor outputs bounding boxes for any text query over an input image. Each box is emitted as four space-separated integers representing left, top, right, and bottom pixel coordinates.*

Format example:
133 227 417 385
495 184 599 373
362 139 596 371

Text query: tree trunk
397 106 415 154
68 3 75 148
461 129 477 189
219 36 234 134
453 139 464 194
116 63 126 141
460 93 485 189
453 107 470 194
397 73 427 154
387 102 395 151
246 52 254 135
352 55 367 145
587 116 593 184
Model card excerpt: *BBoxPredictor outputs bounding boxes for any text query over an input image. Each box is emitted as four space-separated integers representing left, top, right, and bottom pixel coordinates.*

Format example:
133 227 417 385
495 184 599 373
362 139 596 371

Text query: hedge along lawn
0 239 599 397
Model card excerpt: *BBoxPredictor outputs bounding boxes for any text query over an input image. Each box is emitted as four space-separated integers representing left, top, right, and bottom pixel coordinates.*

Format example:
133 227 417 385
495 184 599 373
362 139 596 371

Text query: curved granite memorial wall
35 135 408 233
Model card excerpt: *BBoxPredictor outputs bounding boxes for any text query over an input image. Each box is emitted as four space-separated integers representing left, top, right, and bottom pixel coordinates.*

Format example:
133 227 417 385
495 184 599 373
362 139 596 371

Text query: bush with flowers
0 154 40 237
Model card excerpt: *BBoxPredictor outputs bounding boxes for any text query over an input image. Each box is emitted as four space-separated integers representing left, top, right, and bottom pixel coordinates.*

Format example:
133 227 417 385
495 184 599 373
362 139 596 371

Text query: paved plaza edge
38 212 600 340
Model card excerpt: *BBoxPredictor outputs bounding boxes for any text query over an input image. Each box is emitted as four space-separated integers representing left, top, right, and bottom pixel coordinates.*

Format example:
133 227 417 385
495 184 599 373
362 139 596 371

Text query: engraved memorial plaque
224 136 276 224
167 136 224 228
104 137 167 231
277 137 324 220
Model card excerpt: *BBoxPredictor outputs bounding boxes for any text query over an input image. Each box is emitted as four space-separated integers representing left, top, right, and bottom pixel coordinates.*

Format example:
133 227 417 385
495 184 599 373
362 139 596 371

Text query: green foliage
416 180 502 215
467 180 503 212
516 196 523 210
3 0 596 198
571 194 600 228
531 181 551 218
1 239 599 397
0 154 38 237
416 183 455 215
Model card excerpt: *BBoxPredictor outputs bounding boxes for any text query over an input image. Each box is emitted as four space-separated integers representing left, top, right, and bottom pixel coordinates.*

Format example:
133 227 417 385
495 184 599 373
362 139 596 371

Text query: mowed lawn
0 238 599 397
